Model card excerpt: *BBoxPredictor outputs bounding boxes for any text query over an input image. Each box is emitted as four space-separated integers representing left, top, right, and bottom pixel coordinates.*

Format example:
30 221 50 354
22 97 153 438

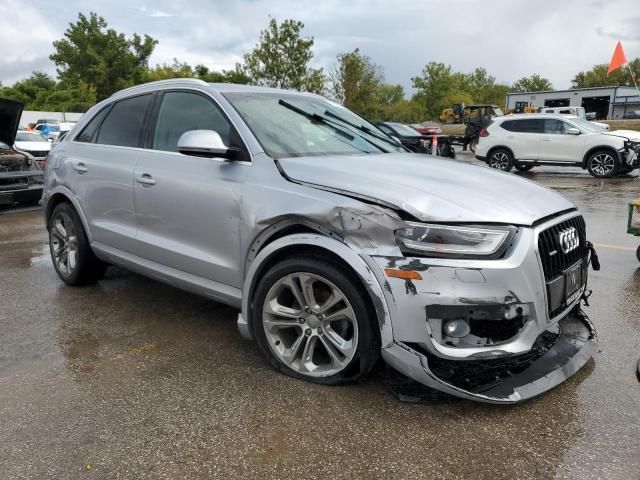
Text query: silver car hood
278 153 575 226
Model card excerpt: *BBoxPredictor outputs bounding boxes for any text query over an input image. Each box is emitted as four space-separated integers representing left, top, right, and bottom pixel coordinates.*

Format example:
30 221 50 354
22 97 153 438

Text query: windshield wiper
322 110 405 149
279 99 390 153
278 99 355 142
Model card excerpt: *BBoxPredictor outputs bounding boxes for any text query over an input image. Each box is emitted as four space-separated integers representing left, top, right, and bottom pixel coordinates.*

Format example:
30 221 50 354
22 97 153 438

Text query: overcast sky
1 0 638 92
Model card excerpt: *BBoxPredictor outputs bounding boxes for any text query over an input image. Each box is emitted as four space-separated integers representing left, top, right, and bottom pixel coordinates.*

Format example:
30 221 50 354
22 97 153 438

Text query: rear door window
502 119 543 133
96 94 153 148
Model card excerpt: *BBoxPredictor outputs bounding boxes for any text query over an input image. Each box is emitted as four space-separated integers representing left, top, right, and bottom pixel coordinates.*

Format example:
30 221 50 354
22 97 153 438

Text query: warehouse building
505 85 640 120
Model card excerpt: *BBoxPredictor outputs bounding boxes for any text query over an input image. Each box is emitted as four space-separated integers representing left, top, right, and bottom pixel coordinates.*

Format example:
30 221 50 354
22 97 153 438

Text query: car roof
499 113 567 120
109 78 320 101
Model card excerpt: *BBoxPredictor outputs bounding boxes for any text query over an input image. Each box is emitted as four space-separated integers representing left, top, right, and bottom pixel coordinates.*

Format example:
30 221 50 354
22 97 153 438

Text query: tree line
1 12 638 123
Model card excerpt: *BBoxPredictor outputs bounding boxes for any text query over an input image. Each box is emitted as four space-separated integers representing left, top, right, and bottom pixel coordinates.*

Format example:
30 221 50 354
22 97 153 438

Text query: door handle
73 162 88 174
135 173 156 186
542 138 552 142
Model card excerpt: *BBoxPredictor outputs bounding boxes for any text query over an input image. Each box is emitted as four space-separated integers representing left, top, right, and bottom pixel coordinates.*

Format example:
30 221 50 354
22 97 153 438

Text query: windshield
16 132 48 142
386 122 421 137
223 92 403 158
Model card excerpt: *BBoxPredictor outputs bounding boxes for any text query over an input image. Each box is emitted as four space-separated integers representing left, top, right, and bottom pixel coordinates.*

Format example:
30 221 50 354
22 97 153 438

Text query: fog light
443 319 470 338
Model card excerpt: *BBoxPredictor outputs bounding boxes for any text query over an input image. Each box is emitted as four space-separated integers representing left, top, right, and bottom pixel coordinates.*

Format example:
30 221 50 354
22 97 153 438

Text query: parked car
34 122 61 141
0 99 44 206
539 106 610 130
43 79 598 404
375 121 455 157
476 113 640 178
14 130 52 168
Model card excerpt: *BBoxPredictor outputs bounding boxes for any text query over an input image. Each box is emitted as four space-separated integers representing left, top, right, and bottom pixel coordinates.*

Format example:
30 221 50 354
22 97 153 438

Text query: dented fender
238 233 394 347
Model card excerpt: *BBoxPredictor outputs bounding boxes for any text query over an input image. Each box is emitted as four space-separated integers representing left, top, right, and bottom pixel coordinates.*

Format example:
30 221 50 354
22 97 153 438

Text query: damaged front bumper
381 308 596 404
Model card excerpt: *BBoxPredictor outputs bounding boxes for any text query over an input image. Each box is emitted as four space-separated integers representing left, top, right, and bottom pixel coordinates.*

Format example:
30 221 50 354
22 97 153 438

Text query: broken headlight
396 223 514 258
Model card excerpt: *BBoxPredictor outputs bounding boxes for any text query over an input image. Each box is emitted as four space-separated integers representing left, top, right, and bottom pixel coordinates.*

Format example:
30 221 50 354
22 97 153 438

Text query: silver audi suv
43 79 598 403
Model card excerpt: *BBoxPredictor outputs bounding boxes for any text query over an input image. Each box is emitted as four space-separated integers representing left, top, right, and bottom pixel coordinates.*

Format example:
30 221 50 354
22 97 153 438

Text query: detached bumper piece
382 307 596 404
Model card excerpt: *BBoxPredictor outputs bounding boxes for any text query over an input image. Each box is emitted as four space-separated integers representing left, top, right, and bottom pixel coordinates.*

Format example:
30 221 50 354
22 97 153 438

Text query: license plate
564 262 583 304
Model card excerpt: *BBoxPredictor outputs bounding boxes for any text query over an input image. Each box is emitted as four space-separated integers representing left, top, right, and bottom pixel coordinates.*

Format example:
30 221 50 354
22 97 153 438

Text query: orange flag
607 41 628 75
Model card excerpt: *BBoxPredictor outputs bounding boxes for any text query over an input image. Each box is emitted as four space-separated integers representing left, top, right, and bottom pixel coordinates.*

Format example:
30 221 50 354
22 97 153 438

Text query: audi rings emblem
558 227 579 254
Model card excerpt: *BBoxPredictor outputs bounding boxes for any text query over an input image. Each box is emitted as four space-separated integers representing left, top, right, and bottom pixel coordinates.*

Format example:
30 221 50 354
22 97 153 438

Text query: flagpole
626 63 640 96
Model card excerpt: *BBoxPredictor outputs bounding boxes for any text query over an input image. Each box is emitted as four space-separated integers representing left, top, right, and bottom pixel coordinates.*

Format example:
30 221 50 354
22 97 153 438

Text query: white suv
475 114 639 178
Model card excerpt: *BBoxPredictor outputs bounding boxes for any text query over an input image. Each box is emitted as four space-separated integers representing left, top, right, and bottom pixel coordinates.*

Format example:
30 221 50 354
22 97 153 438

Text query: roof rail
109 78 208 98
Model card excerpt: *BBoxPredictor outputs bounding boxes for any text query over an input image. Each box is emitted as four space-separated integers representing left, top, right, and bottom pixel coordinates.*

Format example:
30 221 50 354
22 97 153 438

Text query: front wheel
587 150 619 178
487 148 514 172
252 255 379 385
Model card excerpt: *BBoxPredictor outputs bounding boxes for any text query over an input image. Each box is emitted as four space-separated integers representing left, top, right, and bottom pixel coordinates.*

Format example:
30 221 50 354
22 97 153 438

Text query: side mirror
566 128 581 135
177 130 232 158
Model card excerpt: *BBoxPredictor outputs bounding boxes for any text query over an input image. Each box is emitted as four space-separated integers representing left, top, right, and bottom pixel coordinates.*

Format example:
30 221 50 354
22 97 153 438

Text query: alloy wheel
590 153 615 177
50 211 78 277
262 272 358 377
489 152 510 170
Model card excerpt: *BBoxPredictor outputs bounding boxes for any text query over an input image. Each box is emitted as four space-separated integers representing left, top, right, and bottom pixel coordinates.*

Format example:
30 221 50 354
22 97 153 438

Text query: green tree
194 64 251 84
330 49 383 117
241 18 325 93
571 59 640 88
50 12 157 100
511 74 553 93
411 62 464 119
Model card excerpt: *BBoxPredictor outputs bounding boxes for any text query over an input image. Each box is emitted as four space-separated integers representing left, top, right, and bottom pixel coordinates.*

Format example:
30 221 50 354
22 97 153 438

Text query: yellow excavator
506 101 538 114
440 104 505 124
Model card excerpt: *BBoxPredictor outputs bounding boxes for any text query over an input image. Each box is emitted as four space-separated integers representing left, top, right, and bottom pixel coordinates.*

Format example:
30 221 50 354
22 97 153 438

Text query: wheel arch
582 145 621 168
239 233 393 347
486 145 516 162
44 188 92 243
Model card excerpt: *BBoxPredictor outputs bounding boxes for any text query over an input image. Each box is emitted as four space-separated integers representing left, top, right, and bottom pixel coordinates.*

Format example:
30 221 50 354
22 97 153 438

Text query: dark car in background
375 121 455 158
0 99 44 206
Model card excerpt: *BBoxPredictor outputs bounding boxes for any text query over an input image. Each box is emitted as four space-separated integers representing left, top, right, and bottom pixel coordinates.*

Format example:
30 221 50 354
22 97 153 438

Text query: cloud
1 0 638 91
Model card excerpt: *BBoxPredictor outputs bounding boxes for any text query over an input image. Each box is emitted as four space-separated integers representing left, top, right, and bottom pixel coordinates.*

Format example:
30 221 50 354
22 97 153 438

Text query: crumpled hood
278 153 575 226
604 130 640 141
0 98 24 146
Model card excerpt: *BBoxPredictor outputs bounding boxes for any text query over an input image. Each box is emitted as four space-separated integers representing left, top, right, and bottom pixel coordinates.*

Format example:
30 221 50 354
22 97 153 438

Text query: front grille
24 150 49 158
537 215 588 281
0 176 29 187
537 215 589 318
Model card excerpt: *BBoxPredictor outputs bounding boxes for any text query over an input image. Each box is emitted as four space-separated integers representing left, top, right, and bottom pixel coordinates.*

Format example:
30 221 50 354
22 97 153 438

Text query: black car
0 98 44 206
375 121 455 158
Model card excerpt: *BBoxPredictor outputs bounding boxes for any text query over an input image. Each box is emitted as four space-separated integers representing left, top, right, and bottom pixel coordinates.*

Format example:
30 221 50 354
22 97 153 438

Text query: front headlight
395 223 515 258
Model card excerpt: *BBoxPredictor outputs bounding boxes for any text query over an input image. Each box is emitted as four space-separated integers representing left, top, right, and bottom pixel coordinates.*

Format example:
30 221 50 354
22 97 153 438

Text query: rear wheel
487 148 514 172
637 245 640 263
252 254 379 385
469 138 478 153
515 163 534 172
587 150 619 178
49 202 107 285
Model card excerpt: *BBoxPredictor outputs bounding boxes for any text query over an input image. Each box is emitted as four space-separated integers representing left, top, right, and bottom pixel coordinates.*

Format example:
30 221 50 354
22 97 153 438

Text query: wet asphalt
1 152 639 479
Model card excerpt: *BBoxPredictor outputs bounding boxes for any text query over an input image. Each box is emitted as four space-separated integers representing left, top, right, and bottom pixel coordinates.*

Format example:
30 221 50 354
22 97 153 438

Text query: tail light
479 129 490 137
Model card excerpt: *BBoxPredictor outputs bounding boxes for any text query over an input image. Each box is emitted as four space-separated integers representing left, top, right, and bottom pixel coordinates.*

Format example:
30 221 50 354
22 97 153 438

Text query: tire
515 163 534 172
636 245 640 263
251 254 380 385
469 138 478 153
487 148 514 172
48 202 107 285
586 150 619 178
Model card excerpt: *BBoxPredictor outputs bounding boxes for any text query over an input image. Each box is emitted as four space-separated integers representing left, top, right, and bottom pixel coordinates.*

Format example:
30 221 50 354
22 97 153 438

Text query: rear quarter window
500 119 542 133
